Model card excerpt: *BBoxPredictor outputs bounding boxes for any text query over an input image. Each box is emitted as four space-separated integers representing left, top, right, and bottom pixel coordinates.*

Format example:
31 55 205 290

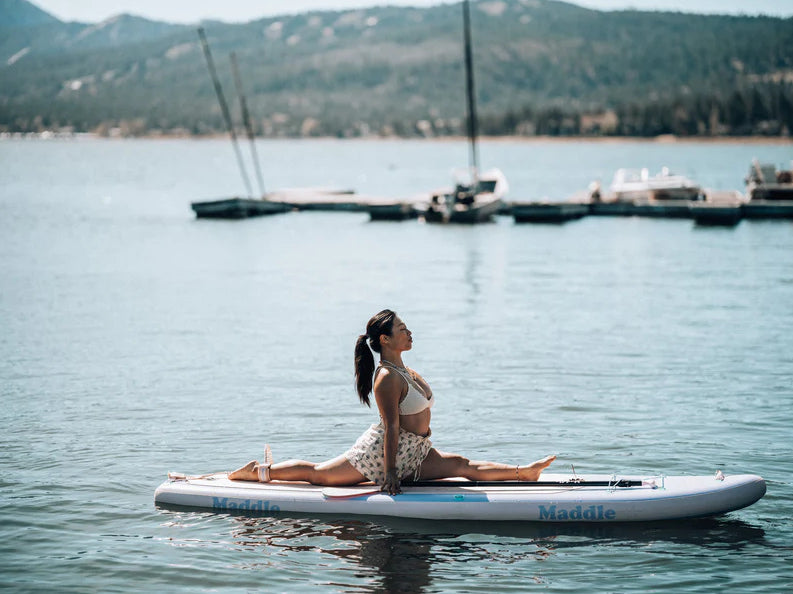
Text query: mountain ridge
1 0 791 137
0 0 60 27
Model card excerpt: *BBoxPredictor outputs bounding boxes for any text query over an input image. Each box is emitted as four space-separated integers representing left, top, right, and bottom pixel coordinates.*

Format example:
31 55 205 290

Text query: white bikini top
376 364 435 415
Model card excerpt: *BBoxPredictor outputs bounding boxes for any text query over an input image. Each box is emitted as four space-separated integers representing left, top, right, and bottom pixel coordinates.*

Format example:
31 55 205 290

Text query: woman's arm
373 369 404 495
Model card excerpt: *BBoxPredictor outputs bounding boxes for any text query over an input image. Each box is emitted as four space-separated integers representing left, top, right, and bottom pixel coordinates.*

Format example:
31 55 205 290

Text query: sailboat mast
462 0 480 184
197 28 253 198
230 51 266 197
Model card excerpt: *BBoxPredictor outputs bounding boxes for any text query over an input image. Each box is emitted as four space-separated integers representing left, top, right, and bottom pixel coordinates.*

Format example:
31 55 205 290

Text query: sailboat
190 30 351 219
189 29 292 219
423 0 508 224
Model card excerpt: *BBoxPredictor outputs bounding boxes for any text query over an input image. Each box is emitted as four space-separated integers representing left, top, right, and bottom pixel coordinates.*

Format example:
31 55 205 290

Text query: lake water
1 137 792 592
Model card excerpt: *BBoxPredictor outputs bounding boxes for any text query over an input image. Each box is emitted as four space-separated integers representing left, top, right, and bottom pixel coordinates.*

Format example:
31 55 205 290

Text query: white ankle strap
258 444 273 482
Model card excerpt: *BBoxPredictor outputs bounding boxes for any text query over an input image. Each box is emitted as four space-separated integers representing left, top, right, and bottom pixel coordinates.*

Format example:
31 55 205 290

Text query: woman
229 309 555 494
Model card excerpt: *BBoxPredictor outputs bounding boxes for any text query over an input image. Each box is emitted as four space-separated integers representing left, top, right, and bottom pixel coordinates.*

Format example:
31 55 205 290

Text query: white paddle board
154 472 765 522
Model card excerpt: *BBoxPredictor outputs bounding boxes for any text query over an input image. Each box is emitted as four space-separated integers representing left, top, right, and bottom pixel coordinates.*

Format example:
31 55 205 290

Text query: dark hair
354 309 397 406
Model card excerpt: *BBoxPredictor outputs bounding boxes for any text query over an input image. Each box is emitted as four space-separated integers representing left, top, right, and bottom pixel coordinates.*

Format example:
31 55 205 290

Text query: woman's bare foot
228 460 260 481
518 455 556 481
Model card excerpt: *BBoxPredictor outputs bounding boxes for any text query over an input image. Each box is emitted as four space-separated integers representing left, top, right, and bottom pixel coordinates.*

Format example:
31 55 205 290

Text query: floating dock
191 197 291 219
192 191 793 222
512 189 793 224
368 202 420 221
512 201 589 223
274 190 362 212
742 200 793 219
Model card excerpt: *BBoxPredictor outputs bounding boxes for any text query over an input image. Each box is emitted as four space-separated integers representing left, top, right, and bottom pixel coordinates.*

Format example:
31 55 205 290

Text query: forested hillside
1 0 791 137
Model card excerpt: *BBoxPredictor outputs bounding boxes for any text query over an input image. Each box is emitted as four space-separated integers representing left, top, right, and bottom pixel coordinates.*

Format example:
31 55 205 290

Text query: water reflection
160 506 766 591
463 232 484 307
226 515 435 592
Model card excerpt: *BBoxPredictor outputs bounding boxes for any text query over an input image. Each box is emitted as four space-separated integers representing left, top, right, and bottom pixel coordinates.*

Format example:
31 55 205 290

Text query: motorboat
424 168 508 224
422 1 506 224
745 160 793 201
609 167 702 202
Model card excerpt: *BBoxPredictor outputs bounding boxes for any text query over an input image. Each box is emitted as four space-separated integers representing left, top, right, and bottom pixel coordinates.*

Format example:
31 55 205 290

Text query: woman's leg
228 454 368 486
418 449 555 482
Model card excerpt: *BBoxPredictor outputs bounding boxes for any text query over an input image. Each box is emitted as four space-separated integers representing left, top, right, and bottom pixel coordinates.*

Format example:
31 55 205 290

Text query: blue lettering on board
538 505 617 521
212 497 279 514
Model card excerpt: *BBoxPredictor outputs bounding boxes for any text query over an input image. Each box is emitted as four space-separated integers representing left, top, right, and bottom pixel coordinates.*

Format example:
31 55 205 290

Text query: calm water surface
1 138 792 592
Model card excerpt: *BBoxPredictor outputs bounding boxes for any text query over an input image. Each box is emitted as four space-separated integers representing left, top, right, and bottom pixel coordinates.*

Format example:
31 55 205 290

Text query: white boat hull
609 167 702 202
424 168 508 224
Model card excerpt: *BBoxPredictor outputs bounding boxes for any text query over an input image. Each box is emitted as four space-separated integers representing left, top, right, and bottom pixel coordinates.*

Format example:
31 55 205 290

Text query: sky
30 0 793 24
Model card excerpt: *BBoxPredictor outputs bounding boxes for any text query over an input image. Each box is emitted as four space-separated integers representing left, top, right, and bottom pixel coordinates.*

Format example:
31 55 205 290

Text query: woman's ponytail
354 309 396 407
354 334 375 406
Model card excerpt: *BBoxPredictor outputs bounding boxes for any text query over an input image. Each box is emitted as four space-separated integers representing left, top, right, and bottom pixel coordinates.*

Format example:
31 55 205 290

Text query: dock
512 201 589 223
368 202 420 221
191 197 291 219
271 189 363 212
510 188 793 224
742 200 793 219
289 193 793 222
193 189 793 222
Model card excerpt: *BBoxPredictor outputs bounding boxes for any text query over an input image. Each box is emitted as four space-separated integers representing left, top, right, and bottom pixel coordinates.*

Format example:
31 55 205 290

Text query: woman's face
385 315 413 352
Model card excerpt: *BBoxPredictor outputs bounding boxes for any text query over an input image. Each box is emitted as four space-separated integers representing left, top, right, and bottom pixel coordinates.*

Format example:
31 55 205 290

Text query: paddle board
154 472 765 522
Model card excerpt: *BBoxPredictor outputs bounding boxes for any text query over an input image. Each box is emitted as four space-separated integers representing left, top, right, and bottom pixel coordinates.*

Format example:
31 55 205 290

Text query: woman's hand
381 468 402 495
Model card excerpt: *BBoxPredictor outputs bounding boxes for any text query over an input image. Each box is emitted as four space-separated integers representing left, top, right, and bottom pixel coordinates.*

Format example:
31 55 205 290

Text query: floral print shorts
344 422 433 485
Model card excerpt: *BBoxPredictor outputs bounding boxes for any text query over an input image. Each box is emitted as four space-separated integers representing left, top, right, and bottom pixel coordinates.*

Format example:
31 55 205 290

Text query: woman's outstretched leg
419 449 556 482
229 454 367 486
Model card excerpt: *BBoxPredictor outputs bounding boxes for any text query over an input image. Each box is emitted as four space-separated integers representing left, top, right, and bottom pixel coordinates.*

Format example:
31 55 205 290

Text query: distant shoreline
422 135 793 145
2 131 791 145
